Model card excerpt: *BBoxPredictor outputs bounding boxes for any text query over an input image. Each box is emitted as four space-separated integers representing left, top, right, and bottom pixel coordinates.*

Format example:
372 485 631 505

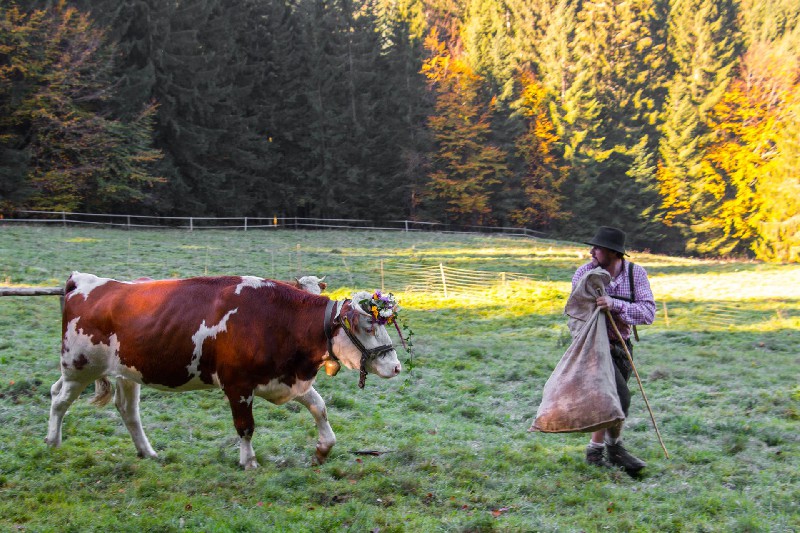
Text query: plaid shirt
572 259 655 340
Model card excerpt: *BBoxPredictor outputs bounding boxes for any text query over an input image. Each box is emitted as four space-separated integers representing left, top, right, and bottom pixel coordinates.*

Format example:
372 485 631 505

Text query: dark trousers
610 339 633 416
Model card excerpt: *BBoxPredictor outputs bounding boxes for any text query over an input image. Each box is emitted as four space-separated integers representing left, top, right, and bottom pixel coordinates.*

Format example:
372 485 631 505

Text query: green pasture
0 225 798 532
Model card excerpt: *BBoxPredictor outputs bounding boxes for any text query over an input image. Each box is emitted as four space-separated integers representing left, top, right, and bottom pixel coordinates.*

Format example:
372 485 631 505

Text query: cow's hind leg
224 387 259 470
294 387 336 465
45 376 90 447
114 378 157 459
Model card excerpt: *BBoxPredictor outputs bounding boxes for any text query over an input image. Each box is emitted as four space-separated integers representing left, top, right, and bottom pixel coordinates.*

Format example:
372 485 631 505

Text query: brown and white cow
45 272 401 469
293 275 327 295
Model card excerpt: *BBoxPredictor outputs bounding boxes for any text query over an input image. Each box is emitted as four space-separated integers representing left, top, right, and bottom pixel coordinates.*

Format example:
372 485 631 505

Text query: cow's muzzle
340 325 395 388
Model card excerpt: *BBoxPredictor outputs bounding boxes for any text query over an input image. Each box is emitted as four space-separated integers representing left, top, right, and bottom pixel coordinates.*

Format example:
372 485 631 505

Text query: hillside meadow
0 225 798 532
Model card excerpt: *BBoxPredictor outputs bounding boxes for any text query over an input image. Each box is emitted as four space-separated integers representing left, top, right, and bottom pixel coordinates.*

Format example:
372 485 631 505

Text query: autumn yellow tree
692 41 799 259
509 70 566 230
420 29 508 225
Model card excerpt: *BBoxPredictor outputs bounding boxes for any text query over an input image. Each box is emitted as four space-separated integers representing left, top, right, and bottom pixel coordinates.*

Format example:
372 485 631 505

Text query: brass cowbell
324 359 341 376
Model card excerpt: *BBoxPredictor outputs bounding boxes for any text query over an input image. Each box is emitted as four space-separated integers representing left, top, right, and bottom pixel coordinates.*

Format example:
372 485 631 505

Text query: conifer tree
0 3 162 213
657 0 740 247
558 0 668 245
462 0 515 102
506 0 575 100
376 0 432 218
151 0 276 215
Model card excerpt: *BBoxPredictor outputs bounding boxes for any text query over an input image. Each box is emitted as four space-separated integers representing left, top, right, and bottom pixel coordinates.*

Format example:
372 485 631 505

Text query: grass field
0 225 798 532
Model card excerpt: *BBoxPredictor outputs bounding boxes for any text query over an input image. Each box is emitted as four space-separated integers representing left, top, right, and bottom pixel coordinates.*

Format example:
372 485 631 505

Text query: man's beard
593 256 611 269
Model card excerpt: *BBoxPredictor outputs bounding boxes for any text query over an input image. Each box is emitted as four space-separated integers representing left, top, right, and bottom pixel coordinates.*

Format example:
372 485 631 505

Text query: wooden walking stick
600 296 669 459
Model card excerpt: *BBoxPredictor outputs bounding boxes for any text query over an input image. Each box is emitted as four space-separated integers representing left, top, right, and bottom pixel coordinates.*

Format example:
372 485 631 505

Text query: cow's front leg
114 378 157 459
225 387 259 470
294 387 336 465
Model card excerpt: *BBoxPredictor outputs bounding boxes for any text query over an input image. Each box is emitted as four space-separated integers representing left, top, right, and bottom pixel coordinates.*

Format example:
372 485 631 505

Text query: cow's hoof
313 445 331 465
242 458 260 470
137 450 159 459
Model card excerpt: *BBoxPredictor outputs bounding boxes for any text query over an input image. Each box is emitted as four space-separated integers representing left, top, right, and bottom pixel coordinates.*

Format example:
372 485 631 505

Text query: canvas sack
530 268 625 433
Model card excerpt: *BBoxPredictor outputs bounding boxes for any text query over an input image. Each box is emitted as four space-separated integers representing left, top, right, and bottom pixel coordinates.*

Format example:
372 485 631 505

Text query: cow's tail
90 378 113 407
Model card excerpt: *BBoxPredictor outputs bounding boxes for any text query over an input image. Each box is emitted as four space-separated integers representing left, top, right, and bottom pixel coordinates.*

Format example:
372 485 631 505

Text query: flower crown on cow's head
358 290 400 326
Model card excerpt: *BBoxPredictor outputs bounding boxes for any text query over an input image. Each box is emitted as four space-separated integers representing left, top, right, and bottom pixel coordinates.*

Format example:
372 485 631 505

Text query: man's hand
596 295 614 310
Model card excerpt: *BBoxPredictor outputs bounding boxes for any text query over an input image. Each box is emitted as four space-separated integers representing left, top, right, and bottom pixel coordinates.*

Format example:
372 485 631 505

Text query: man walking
573 226 655 474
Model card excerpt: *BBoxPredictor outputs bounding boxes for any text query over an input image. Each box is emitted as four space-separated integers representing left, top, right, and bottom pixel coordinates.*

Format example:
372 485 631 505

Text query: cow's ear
319 282 327 290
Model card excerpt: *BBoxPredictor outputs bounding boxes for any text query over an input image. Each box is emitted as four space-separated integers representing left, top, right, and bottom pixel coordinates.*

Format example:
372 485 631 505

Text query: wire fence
651 298 798 332
378 261 536 296
0 210 549 238
2 212 797 333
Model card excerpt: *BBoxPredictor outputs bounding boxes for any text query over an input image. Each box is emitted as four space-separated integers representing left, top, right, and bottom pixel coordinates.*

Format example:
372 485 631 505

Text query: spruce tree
0 3 162 213
376 0 432 219
657 0 740 249
558 0 668 246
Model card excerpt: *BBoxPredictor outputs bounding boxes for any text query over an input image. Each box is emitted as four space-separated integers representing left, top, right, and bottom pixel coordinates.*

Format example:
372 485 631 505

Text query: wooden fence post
439 263 448 298
341 256 355 287
265 249 274 279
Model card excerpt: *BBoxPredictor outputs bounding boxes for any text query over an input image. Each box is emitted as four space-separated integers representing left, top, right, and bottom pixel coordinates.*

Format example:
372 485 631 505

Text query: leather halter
323 299 394 388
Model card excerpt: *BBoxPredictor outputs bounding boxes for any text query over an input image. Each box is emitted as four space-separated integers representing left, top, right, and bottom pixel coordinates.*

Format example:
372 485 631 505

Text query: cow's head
332 291 401 384
294 275 327 295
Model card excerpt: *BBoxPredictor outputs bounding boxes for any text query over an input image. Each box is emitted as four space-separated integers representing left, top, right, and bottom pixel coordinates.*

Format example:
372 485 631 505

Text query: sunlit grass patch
64 237 102 243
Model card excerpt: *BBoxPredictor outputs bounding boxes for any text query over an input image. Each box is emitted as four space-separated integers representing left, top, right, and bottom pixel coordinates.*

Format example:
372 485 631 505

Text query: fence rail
0 210 549 238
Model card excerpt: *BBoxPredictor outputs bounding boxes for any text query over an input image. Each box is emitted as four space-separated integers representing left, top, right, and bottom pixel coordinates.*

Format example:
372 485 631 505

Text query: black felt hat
585 226 627 255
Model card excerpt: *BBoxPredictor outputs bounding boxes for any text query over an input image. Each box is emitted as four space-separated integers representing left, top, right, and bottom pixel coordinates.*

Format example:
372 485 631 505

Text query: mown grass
0 225 798 532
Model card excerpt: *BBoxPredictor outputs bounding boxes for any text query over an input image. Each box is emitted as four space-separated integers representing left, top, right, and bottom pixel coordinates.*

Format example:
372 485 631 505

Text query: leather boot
606 441 646 474
585 445 612 468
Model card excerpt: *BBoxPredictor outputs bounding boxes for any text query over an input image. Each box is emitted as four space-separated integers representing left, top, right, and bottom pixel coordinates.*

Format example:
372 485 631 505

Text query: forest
1 0 799 260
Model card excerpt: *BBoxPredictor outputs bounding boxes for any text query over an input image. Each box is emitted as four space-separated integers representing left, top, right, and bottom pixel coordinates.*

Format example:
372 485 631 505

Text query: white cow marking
254 377 315 405
235 276 274 295
187 308 238 379
62 317 148 383
68 272 115 301
62 316 120 371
